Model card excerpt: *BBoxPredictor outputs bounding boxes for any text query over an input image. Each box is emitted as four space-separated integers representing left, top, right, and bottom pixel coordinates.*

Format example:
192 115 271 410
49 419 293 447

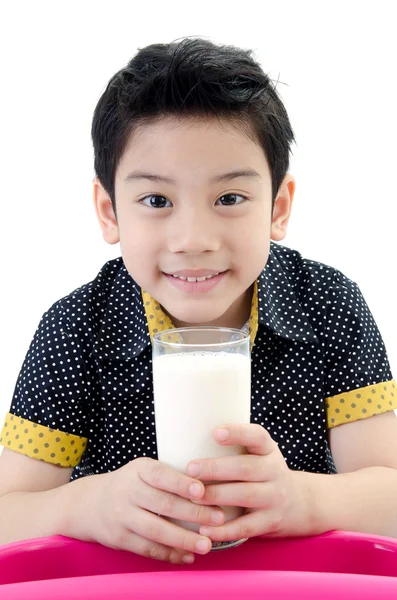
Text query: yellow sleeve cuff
326 379 397 428
0 412 87 467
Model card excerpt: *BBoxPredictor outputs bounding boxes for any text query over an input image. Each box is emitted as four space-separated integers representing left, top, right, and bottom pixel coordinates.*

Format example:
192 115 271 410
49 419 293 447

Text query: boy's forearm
0 487 65 545
296 466 397 538
0 476 96 546
3 467 396 548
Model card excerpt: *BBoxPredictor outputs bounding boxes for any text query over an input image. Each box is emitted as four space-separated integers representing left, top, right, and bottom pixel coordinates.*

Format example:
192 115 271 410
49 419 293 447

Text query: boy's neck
167 285 254 330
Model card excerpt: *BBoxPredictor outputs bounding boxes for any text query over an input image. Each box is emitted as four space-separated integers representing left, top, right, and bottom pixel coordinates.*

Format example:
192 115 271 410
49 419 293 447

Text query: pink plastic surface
1 531 397 598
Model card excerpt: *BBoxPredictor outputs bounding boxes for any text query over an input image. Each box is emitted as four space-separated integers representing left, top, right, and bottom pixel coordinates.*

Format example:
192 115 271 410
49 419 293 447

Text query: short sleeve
323 273 396 428
0 302 91 466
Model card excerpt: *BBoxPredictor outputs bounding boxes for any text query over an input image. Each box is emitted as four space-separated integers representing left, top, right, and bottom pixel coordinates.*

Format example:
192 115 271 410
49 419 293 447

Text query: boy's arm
302 410 397 537
313 273 397 535
0 448 73 544
188 414 397 542
0 447 217 563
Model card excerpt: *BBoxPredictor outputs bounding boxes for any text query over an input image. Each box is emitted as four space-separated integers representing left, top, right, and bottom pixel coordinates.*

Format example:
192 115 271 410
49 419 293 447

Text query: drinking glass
152 327 251 550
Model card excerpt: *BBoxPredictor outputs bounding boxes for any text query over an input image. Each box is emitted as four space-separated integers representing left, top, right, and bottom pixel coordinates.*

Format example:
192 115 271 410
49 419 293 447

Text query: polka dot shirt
1 242 396 477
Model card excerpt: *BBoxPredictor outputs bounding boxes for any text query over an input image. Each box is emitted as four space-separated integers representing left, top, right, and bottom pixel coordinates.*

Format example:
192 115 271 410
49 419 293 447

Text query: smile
171 273 219 282
163 270 227 293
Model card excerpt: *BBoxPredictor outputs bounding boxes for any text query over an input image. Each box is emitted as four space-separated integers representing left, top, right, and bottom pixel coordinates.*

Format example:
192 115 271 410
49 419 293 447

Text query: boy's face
94 116 294 328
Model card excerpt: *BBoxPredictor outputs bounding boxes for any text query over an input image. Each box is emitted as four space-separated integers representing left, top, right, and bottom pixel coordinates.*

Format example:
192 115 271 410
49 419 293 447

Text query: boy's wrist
54 474 99 541
290 470 341 536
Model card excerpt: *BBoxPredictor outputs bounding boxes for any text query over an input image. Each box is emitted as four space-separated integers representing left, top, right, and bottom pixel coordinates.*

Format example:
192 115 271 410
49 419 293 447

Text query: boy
0 38 396 565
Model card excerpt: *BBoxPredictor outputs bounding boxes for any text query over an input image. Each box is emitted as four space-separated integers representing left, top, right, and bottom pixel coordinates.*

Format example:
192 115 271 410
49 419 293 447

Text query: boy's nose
167 209 221 254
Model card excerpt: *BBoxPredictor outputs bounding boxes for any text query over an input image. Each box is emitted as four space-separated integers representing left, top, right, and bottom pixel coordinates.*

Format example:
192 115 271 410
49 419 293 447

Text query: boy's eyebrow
124 168 262 185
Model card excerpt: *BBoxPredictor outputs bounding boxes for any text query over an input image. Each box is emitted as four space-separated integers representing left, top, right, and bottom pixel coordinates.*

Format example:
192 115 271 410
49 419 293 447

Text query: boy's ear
93 177 120 245
270 174 295 241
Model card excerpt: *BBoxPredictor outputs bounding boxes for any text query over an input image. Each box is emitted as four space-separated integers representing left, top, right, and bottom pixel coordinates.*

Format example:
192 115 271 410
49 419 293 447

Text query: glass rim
152 326 250 349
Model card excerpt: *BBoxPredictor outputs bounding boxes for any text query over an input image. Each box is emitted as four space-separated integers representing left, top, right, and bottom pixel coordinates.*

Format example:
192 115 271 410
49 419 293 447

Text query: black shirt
1 242 395 477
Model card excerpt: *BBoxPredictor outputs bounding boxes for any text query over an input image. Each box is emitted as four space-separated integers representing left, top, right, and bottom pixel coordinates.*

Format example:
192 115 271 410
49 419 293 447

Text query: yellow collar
142 281 259 348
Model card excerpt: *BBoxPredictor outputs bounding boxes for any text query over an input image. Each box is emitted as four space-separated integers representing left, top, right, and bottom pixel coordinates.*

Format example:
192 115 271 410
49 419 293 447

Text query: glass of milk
152 327 251 550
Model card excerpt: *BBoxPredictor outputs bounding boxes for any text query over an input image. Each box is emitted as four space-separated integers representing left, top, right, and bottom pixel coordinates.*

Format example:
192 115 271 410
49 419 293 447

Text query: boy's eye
140 195 173 208
215 194 247 206
139 193 246 208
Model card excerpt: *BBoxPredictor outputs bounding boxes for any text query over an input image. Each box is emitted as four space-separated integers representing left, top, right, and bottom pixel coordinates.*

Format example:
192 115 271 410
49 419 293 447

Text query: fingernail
186 463 200 477
189 482 202 498
196 538 211 553
211 511 224 525
217 428 229 442
182 554 195 564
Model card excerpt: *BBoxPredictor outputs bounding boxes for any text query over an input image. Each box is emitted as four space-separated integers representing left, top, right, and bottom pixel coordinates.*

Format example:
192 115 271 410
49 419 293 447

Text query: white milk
153 351 251 531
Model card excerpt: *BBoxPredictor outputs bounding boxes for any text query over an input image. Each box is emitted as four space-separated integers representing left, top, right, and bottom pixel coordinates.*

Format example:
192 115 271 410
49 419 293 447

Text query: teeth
172 273 219 282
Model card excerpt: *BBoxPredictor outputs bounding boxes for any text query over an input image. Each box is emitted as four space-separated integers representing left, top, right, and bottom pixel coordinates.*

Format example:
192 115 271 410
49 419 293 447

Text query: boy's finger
134 480 225 526
131 510 212 556
186 454 275 482
212 423 277 456
199 509 281 542
138 458 205 499
195 481 275 509
115 530 195 565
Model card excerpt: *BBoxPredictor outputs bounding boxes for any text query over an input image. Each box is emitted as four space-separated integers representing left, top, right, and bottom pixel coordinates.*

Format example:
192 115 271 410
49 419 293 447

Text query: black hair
91 37 295 212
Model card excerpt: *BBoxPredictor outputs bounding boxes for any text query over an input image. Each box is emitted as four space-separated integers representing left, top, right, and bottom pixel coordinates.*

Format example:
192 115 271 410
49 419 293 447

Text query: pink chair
1 531 397 598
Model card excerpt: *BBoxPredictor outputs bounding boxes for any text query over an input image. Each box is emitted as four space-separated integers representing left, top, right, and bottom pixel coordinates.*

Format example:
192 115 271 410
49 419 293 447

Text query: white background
0 0 396 427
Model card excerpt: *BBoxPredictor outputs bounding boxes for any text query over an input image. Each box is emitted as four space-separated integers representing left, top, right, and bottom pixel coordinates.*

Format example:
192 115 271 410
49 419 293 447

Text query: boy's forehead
118 115 269 179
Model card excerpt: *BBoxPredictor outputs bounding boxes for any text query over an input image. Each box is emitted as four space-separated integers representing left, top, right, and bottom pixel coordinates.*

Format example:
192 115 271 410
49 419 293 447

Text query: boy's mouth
163 270 227 292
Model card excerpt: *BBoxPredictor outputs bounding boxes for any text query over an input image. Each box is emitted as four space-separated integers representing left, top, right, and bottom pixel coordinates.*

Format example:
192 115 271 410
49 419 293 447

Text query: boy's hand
68 458 224 564
185 424 312 543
